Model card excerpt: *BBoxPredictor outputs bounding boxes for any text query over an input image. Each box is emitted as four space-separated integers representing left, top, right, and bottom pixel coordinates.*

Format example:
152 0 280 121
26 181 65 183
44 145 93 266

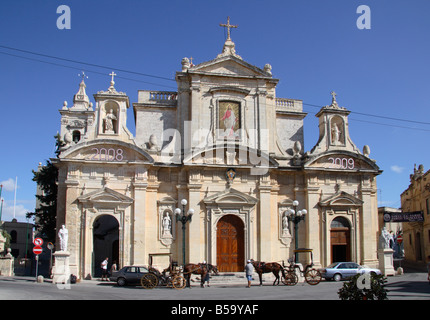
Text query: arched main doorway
93 215 119 277
217 215 244 272
330 216 351 263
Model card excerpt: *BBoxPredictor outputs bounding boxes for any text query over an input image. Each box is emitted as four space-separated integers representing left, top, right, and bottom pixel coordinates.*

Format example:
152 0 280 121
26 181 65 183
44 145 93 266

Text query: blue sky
1 0 429 222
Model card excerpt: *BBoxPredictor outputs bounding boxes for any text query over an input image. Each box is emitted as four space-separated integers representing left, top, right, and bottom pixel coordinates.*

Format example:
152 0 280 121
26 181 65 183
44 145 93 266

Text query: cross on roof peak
78 71 88 82
109 71 117 83
220 16 238 40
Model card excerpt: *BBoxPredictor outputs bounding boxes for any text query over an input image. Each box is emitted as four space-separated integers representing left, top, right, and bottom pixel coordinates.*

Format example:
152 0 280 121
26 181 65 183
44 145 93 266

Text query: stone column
306 185 322 267
62 176 79 277
132 178 148 265
360 179 379 268
187 170 202 263
257 174 272 261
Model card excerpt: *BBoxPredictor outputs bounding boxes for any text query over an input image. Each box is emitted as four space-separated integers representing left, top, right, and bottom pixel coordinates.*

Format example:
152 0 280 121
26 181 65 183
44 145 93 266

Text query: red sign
397 235 403 244
34 238 43 246
33 246 43 255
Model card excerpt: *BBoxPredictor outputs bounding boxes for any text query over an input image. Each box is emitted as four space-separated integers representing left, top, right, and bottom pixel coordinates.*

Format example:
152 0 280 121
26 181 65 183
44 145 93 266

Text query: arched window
72 130 81 143
330 216 350 229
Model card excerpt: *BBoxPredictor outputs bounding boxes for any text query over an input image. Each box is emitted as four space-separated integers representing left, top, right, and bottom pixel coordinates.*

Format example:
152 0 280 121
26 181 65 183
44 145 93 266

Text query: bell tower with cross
91 71 134 142
309 91 361 155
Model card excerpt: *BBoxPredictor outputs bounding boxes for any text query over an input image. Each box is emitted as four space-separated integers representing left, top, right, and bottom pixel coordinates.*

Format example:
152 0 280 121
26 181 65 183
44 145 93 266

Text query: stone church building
53 21 381 279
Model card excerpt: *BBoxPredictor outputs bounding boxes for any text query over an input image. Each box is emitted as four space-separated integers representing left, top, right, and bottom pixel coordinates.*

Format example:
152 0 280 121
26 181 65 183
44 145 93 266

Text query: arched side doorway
93 215 119 277
217 215 245 272
330 216 351 263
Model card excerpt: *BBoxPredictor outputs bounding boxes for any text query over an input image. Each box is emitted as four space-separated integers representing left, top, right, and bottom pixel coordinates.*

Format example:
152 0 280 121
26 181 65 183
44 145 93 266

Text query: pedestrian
427 256 430 285
101 257 109 281
245 259 254 288
110 260 118 275
201 261 210 287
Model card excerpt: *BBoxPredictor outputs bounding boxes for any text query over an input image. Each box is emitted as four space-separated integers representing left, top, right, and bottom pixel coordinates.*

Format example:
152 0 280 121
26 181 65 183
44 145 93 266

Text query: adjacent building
400 164 430 266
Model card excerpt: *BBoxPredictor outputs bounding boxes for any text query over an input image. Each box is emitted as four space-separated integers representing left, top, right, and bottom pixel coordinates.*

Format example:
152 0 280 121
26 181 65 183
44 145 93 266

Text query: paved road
0 271 428 301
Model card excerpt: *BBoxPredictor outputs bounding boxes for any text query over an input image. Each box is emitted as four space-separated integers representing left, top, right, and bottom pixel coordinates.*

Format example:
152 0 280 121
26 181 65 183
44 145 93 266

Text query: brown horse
251 260 286 286
183 263 218 288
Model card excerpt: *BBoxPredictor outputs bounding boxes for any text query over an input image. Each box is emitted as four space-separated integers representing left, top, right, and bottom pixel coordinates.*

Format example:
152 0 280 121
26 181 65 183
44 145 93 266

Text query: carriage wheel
141 273 158 289
282 272 298 286
172 275 186 290
305 269 322 285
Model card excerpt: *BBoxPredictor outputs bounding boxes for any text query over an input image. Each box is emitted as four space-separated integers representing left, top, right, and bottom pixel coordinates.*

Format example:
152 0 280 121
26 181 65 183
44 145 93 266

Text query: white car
320 262 382 281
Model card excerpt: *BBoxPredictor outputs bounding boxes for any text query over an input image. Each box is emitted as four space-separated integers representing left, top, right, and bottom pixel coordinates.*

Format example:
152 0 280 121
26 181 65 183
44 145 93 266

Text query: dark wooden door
217 215 244 272
330 228 351 263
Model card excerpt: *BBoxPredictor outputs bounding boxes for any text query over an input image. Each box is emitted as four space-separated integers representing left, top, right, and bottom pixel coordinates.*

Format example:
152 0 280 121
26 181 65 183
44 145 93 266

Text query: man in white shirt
101 257 109 281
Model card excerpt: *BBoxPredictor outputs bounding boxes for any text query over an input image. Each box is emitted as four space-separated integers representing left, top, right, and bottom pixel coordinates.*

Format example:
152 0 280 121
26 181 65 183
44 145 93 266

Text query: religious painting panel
218 101 241 140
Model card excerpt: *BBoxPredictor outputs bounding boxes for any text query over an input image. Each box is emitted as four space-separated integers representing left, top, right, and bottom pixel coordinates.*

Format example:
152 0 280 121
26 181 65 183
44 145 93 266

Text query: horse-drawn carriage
282 248 322 286
140 253 186 290
251 248 322 286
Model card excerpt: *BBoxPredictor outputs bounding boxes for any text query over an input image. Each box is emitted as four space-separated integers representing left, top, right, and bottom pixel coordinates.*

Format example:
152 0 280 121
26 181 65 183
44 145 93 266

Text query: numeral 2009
89 148 124 161
328 157 354 169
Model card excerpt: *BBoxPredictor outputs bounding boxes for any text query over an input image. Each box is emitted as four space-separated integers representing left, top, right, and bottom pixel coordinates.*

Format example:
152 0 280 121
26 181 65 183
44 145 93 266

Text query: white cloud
0 178 17 192
390 165 404 174
0 200 31 221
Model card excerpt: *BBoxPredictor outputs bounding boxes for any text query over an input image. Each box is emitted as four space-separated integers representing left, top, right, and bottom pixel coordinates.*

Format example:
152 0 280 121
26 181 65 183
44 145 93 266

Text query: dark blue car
110 266 150 286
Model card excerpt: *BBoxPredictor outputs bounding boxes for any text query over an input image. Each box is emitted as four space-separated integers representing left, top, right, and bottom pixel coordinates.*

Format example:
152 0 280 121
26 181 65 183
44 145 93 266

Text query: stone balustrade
137 90 178 106
275 98 303 113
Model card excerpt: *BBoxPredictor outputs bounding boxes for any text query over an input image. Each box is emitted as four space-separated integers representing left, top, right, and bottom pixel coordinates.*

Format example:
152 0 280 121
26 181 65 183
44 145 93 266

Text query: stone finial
264 64 272 76
330 91 339 108
181 57 190 72
363 145 370 157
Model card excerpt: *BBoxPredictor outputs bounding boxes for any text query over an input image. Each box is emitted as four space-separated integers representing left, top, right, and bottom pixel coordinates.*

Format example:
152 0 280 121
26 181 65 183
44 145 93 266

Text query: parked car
320 262 381 281
110 266 150 286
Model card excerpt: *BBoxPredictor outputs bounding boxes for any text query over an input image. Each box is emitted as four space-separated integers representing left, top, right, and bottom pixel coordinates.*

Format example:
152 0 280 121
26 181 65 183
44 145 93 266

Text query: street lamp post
287 200 307 262
175 199 194 266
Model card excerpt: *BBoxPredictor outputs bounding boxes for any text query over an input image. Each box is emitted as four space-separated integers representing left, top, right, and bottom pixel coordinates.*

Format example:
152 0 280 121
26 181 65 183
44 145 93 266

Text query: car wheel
117 277 126 287
333 273 342 282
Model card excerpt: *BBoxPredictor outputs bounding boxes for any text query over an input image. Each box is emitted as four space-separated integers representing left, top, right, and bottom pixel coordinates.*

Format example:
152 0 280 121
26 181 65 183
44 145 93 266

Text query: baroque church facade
53 21 381 279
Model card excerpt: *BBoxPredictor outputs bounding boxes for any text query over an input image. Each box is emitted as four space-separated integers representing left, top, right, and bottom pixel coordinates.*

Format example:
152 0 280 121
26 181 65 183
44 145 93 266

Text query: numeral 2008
89 148 124 161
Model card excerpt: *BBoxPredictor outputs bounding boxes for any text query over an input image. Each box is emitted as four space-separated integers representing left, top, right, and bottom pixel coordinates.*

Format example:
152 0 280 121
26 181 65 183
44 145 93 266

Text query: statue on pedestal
379 227 392 249
58 225 69 252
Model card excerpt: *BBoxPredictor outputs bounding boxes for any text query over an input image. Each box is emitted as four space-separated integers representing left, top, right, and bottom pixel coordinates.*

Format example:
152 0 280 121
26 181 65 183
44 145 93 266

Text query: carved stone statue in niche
331 123 340 144
162 212 172 237
279 206 292 246
330 117 344 145
160 210 173 246
104 109 117 134
282 212 291 237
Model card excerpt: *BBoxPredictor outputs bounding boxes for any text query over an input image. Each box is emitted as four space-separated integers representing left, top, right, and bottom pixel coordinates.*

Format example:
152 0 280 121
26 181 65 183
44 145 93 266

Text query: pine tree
26 134 62 242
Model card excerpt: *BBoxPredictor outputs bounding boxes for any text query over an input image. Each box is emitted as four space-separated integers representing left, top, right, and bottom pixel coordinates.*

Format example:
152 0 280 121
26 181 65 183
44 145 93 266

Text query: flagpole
13 176 17 219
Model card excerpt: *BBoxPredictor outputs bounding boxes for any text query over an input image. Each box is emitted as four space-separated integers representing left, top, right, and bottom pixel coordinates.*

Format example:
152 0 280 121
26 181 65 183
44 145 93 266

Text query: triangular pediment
304 151 380 173
78 187 133 205
319 191 363 207
203 188 258 205
59 140 154 163
190 55 271 79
